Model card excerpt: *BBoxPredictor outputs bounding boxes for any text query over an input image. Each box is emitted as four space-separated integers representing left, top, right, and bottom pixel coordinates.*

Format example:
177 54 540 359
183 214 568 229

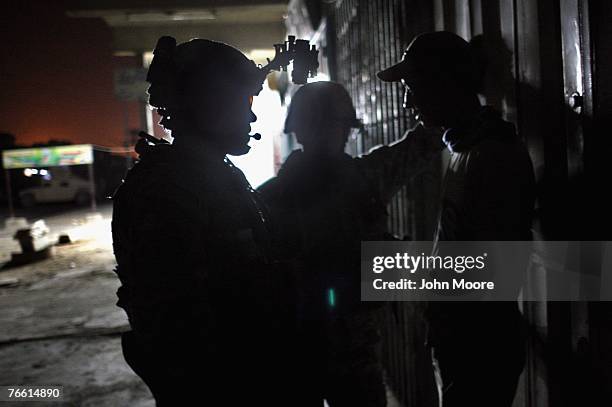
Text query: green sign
2 144 94 169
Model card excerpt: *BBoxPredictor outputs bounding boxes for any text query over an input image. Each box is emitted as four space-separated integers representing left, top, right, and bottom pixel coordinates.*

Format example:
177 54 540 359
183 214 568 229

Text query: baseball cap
377 31 477 85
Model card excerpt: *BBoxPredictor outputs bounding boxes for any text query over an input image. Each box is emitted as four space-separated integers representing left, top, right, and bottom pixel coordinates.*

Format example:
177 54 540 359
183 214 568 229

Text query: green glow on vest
327 287 336 308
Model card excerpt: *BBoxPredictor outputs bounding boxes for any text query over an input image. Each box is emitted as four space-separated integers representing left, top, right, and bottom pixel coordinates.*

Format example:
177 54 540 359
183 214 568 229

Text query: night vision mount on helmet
261 35 319 85
147 35 318 97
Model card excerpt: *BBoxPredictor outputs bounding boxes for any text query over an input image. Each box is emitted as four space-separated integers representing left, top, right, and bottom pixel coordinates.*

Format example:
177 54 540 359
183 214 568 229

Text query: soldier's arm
356 124 443 203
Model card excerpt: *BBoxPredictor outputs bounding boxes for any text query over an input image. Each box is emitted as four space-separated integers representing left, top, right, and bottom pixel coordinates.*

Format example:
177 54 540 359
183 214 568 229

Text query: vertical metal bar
372 0 379 148
455 0 472 38
366 0 375 153
383 0 392 144
434 0 446 30
470 0 484 35
443 0 457 32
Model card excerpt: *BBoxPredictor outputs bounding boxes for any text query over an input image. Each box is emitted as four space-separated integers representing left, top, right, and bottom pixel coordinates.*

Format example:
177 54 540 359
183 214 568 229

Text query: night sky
0 1 142 148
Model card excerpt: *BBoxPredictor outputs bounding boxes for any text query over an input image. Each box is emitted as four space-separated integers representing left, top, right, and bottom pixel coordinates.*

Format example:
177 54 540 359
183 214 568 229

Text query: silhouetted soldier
378 31 536 406
258 81 441 407
112 37 296 406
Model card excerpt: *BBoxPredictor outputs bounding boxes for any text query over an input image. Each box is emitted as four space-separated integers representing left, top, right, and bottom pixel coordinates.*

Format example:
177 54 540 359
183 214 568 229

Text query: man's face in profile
402 77 450 129
193 78 257 156
217 88 257 156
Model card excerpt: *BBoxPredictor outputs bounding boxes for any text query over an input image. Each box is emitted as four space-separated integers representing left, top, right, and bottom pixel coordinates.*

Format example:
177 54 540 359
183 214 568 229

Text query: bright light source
247 49 276 65
143 51 154 68
169 11 216 21
23 168 38 177
126 10 216 23
114 51 137 57
229 80 283 188
64 214 113 248
307 72 331 83
39 169 48 176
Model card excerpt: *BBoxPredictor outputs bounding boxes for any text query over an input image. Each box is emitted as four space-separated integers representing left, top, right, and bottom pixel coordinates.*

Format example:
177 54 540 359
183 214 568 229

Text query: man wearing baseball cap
379 31 536 406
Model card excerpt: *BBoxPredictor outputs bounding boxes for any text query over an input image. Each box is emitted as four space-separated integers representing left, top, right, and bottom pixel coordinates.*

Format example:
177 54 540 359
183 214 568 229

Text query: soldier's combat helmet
146 36 264 114
284 81 361 134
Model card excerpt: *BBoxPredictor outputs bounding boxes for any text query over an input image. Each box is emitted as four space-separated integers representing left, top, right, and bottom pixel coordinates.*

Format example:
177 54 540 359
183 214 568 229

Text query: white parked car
19 169 92 207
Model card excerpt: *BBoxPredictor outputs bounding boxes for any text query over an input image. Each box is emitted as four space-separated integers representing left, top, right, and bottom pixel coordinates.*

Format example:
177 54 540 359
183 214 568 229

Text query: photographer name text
371 252 495 291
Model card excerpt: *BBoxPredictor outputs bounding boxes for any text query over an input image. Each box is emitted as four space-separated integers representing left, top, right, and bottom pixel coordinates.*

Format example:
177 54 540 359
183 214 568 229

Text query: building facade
287 0 612 405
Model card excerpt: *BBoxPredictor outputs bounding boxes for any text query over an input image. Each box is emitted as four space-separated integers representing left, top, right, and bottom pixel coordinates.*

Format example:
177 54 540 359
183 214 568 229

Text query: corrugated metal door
330 1 438 405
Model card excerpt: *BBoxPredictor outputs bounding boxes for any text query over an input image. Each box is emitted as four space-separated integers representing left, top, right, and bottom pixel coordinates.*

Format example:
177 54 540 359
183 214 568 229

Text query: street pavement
0 202 404 407
0 203 154 406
